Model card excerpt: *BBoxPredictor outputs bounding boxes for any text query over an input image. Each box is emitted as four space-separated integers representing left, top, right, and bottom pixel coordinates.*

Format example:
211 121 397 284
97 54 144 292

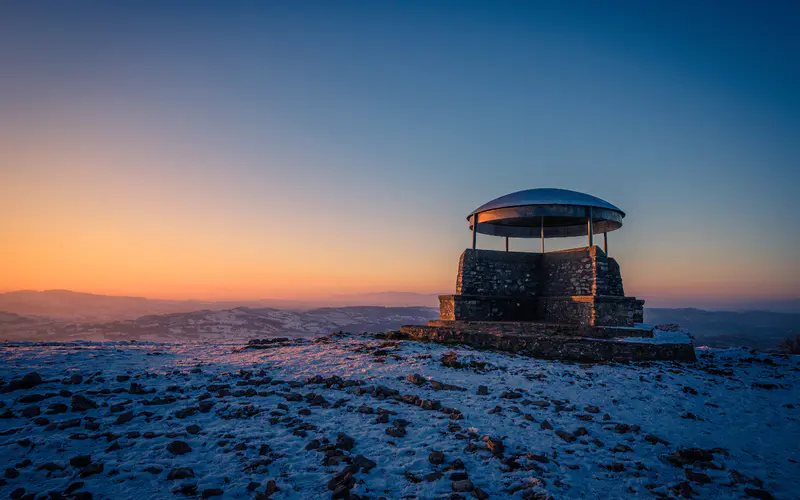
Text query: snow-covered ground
0 336 797 499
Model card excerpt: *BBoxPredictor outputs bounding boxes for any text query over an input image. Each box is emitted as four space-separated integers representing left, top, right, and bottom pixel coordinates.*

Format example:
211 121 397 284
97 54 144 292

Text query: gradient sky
1 1 798 306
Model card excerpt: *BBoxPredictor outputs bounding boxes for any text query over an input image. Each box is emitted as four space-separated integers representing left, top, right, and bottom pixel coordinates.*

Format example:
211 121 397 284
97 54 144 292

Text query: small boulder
71 395 97 412
167 441 192 456
452 479 474 492
429 451 445 465
167 467 195 480
69 456 92 468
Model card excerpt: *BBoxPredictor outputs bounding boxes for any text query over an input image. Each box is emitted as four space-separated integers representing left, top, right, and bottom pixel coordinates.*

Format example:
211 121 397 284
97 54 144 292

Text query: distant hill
2 290 798 349
0 290 266 322
0 306 438 342
644 307 800 349
0 290 442 322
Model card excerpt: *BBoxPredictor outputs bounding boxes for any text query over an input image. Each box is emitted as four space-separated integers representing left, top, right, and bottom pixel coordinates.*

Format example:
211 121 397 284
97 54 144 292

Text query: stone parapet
456 249 541 296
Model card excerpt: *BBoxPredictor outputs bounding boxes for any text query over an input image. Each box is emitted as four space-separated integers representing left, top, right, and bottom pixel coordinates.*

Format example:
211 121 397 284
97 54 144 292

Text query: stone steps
425 320 652 339
399 324 696 362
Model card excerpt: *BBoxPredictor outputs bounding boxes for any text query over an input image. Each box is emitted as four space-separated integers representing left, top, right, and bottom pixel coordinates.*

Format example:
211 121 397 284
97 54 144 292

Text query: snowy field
0 335 798 499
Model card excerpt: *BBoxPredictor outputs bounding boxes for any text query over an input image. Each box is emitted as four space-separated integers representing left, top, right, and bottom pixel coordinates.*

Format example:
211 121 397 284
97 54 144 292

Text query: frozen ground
0 335 797 499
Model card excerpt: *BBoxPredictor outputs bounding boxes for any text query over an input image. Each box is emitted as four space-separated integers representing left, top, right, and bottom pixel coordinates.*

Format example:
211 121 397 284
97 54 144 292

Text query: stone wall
444 245 642 327
540 248 596 296
537 296 594 325
439 294 539 322
593 297 644 326
456 249 541 297
603 258 625 296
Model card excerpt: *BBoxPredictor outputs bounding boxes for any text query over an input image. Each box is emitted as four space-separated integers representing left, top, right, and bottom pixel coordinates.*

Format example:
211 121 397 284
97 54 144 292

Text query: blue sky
1 1 798 305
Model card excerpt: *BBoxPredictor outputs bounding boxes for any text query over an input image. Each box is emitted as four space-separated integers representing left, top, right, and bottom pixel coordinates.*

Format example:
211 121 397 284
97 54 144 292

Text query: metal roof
470 188 624 217
467 188 626 238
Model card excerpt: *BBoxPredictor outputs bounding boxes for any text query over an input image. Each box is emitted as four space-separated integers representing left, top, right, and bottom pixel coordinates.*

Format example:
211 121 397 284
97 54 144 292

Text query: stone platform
399 321 696 362
404 246 694 362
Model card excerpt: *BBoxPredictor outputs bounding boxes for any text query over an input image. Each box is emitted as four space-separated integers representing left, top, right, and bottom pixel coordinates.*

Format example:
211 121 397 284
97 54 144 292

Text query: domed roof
467 188 626 238
470 188 624 217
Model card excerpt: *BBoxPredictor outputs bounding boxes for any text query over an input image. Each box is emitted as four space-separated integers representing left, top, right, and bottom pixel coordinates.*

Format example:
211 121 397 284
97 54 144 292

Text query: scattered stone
407 373 426 385
744 488 775 500
477 385 489 395
528 453 549 463
487 437 504 455
79 462 104 478
71 395 97 412
445 459 466 471
21 406 40 418
18 394 46 403
46 403 68 414
186 424 201 435
352 455 376 472
666 448 715 467
114 412 134 425
685 469 712 484
645 435 669 446
452 479 475 492
441 351 462 368
431 380 466 391
167 468 195 480
70 456 92 468
386 427 406 438
429 451 445 465
202 488 224 498
556 430 576 443
265 480 279 496
472 487 489 499
167 441 192 455
424 471 444 482
540 420 553 430
175 407 197 419
670 481 693 498
335 433 355 451
129 382 150 395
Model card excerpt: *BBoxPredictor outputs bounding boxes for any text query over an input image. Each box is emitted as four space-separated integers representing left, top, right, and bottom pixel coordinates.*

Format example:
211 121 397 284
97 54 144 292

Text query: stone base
440 294 645 327
399 322 696 362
